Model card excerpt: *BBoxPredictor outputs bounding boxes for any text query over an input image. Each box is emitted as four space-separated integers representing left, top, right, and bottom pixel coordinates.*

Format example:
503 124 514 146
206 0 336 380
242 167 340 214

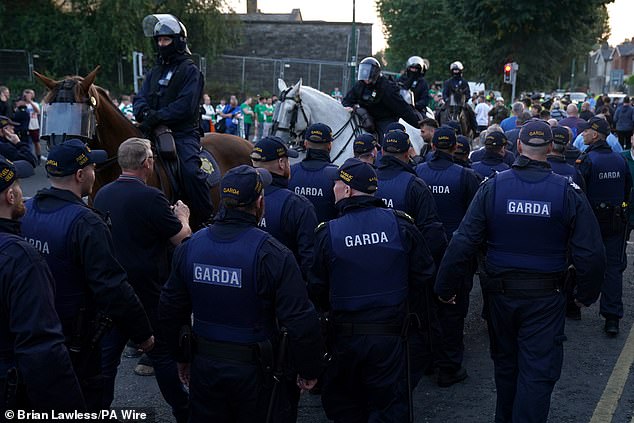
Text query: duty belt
486 272 564 295
333 322 404 337
195 338 259 364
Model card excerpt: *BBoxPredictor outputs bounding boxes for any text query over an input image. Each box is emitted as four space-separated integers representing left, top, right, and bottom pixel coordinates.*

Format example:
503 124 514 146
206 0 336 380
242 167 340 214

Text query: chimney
247 0 257 14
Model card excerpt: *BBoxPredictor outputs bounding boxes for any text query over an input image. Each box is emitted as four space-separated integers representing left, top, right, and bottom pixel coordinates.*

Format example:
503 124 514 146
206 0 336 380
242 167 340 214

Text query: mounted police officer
20 139 154 410
159 165 323 422
472 132 511 179
342 57 423 144
442 61 471 120
435 120 605 423
251 136 317 280
93 138 191 422
134 14 211 225
353 133 378 165
398 56 431 115
309 158 436 422
0 157 85 413
415 127 480 387
576 116 632 335
289 123 338 223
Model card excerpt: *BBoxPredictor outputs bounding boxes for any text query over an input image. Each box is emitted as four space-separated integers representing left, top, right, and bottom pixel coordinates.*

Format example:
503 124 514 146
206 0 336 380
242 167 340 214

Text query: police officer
20 139 154 410
472 132 511 179
453 135 474 169
133 14 211 225
415 126 480 387
0 157 85 412
435 120 605 422
442 61 471 119
548 126 586 190
399 56 431 115
576 116 631 335
375 129 447 264
159 165 323 422
251 136 317 280
93 138 191 421
353 133 378 165
309 158 435 422
342 57 423 144
289 123 338 223
0 115 37 168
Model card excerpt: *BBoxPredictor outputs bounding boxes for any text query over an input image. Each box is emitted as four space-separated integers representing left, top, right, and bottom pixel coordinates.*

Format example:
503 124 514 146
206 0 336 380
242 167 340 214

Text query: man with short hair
472 132 511 179
475 95 492 134
240 97 255 141
576 116 632 335
289 123 339 223
547 126 585 190
419 117 439 161
309 158 435 422
94 137 191 421
558 104 586 138
159 165 323 421
0 86 11 117
0 115 37 167
352 133 378 164
614 96 634 149
500 102 524 132
20 139 154 410
0 157 86 412
435 120 605 423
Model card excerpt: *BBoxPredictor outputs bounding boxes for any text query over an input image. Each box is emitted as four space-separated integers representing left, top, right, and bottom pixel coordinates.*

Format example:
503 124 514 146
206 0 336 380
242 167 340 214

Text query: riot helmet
406 56 429 76
357 57 381 84
142 14 190 59
450 61 464 77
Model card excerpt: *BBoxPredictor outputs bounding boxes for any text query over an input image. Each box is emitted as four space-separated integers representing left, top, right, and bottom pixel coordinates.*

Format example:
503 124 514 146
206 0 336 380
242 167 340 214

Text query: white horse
272 79 425 165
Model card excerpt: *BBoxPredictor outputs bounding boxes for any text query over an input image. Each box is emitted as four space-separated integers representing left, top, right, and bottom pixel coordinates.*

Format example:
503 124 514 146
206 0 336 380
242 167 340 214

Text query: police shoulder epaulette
568 180 582 191
393 209 415 224
315 221 328 233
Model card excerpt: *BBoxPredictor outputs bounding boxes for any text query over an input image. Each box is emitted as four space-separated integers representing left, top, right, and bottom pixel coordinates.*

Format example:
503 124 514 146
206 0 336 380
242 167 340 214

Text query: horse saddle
154 125 177 161
354 107 375 133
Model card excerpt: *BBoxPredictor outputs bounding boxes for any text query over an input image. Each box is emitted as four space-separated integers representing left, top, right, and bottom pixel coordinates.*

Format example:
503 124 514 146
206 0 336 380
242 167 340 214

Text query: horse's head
34 67 100 146
272 79 311 144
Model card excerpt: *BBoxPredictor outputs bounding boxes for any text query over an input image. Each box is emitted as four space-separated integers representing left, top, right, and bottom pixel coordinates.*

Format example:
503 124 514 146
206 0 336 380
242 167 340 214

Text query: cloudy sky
228 0 634 53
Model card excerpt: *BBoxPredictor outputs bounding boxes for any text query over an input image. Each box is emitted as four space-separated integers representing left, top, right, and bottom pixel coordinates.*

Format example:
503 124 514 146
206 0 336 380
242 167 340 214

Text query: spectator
500 102 524 132
119 95 135 122
331 87 343 102
0 115 37 167
558 104 586 138
474 95 491 134
579 101 594 121
0 86 11 117
22 89 42 161
253 97 266 142
614 96 634 149
219 95 241 136
240 97 255 141
550 101 567 121
488 97 509 125
200 94 215 133
263 97 274 137
214 98 226 129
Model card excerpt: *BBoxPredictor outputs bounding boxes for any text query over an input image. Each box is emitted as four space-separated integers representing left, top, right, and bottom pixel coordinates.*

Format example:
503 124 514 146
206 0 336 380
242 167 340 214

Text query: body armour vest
290 162 337 223
416 162 466 238
328 208 408 311
472 159 509 179
375 171 414 212
259 186 293 248
21 200 88 321
586 150 627 206
185 226 274 344
0 233 21 370
487 170 569 273
548 158 581 185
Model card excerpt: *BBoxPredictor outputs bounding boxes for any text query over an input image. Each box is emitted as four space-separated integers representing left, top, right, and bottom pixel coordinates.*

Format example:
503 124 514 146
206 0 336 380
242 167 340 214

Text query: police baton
266 328 288 423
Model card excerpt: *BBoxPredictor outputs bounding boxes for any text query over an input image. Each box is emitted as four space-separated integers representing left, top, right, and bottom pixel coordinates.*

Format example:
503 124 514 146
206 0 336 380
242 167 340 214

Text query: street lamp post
348 0 356 90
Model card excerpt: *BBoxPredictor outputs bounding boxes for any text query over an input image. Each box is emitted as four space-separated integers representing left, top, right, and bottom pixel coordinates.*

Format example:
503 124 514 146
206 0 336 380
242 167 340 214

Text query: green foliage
625 74 634 87
0 0 239 94
377 0 612 92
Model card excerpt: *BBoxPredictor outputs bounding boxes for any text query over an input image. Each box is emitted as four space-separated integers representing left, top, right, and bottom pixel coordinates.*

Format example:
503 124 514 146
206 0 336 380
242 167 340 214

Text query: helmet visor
40 103 96 142
357 63 378 82
143 14 181 37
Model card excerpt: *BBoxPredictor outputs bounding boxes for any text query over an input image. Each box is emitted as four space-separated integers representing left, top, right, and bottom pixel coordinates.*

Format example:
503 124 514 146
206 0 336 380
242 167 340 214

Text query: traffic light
503 63 512 84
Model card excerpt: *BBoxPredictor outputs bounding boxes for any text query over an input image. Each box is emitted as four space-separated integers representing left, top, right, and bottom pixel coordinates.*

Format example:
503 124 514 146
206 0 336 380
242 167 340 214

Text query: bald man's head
566 104 578 116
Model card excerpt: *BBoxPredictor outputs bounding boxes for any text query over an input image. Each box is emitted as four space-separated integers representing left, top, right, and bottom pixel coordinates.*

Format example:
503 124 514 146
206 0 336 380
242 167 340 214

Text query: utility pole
348 0 356 89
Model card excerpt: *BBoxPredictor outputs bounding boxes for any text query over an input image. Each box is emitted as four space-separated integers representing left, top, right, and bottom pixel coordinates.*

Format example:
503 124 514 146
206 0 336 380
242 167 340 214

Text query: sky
228 0 634 53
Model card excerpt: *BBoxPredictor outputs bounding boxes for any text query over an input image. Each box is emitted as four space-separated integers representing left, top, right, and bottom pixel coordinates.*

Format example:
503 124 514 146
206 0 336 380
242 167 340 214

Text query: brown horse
33 67 253 223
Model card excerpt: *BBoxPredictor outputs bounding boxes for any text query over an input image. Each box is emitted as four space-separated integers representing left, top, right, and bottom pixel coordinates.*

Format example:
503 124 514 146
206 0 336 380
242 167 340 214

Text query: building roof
616 42 634 58
592 45 615 64
239 8 303 22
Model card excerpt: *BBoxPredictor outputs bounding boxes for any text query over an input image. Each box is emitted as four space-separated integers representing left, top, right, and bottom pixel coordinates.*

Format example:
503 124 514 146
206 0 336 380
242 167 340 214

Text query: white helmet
450 61 464 72
406 56 429 73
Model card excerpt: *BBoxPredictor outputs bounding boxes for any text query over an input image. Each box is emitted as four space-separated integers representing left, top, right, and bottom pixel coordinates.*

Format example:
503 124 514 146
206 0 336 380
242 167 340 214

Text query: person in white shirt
474 95 491 135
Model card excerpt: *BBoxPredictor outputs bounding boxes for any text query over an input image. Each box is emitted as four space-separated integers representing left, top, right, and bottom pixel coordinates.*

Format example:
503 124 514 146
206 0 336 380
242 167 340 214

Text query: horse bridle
272 87 362 161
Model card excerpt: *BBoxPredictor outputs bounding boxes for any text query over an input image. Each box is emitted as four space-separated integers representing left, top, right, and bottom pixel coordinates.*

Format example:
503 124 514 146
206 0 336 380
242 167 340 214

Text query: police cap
384 122 406 135
382 130 411 153
484 131 508 147
0 115 19 129
325 158 378 194
0 156 34 192
46 138 108 177
251 136 299 161
304 123 333 143
578 117 610 137
518 120 552 147
353 134 377 154
455 135 471 156
221 165 272 206
432 127 457 149
551 126 571 145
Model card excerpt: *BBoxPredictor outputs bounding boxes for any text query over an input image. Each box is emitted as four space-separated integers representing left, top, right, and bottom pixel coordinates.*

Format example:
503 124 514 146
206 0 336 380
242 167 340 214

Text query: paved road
20 165 634 423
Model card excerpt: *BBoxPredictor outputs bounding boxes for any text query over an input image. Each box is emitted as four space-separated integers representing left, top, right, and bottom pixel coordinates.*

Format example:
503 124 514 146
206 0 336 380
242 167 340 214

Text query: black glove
139 110 160 134
135 106 149 123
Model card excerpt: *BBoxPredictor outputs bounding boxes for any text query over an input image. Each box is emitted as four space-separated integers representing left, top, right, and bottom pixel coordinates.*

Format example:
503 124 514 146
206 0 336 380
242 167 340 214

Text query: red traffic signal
503 63 512 83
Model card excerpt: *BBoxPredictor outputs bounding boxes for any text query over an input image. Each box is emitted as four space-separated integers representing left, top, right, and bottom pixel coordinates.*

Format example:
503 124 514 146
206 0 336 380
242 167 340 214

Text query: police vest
328 208 408 311
375 171 414 211
472 160 509 179
487 170 569 273
416 162 465 238
548 158 580 184
259 186 293 248
0 233 21 370
289 162 337 223
185 226 275 344
585 150 627 206
21 200 88 321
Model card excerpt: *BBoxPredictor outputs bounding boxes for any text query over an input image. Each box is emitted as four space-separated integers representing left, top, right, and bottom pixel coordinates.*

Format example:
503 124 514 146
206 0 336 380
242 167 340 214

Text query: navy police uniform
159 166 323 423
548 126 586 191
0 157 85 412
470 147 515 168
435 121 605 423
575 117 631 330
134 16 211 224
252 136 318 280
20 140 153 411
342 76 422 144
415 128 480 383
472 132 512 179
309 159 436 422
398 72 430 114
289 123 339 223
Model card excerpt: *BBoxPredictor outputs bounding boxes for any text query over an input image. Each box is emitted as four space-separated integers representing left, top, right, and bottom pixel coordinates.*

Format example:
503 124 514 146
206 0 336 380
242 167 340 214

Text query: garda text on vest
506 200 551 217
193 263 242 288
344 231 390 247
295 186 323 196
24 237 50 254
